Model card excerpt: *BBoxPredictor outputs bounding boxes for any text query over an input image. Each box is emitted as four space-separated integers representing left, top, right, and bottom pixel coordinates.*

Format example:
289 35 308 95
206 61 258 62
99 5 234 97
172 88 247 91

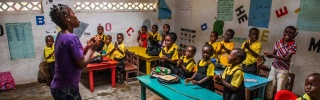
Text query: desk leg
141 84 146 100
258 86 266 100
89 71 94 92
245 88 250 100
112 68 116 88
146 61 151 75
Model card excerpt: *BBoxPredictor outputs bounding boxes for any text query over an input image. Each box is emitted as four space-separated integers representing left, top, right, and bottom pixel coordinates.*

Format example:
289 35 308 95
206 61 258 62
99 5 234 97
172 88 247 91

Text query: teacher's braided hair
49 4 70 30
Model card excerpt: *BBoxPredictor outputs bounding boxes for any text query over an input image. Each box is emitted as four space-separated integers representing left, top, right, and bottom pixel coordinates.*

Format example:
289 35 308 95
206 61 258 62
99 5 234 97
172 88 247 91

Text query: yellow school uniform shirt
181 56 196 72
296 94 311 100
222 65 244 88
96 34 106 41
149 31 161 41
162 42 179 50
44 45 55 63
241 40 262 65
218 41 235 66
208 41 221 59
112 43 126 59
193 59 215 76
159 43 179 61
104 43 114 59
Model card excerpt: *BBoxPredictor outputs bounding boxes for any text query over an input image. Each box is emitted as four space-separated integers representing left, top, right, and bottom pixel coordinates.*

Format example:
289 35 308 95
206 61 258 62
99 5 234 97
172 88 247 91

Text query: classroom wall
174 0 320 95
0 0 176 85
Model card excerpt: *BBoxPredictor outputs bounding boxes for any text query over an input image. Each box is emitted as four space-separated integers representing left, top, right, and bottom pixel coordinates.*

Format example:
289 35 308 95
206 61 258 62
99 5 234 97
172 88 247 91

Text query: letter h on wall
235 5 248 24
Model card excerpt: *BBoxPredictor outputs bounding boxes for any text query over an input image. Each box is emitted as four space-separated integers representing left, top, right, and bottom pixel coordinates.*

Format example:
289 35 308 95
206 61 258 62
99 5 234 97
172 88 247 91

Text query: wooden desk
127 46 160 75
215 70 271 100
87 57 118 92
137 76 223 100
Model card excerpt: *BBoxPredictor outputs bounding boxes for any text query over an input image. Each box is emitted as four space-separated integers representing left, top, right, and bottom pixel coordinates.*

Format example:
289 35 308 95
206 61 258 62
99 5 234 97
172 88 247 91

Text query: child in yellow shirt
241 28 261 75
214 48 246 100
297 73 320 100
176 45 196 78
206 31 221 63
103 35 114 59
159 32 179 74
96 26 107 53
111 33 126 84
216 29 235 69
148 25 161 44
44 35 55 84
186 44 215 92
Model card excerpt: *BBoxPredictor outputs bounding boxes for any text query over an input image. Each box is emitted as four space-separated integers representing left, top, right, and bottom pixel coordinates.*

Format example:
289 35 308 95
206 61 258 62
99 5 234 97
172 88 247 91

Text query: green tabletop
137 75 223 100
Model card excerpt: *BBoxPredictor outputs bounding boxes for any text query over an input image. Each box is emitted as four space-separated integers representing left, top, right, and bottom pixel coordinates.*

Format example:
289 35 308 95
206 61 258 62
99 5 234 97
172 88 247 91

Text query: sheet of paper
179 0 192 21
248 0 272 28
244 78 258 83
6 22 35 60
297 0 320 32
217 0 234 21
73 21 89 38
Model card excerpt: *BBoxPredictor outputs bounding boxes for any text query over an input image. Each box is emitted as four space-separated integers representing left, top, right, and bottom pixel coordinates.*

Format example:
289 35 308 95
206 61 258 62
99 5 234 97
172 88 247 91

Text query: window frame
74 0 157 12
0 0 42 15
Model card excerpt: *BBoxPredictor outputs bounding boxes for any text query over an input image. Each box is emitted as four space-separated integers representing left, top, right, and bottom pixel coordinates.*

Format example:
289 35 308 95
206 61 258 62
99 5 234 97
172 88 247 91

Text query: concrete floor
0 71 161 100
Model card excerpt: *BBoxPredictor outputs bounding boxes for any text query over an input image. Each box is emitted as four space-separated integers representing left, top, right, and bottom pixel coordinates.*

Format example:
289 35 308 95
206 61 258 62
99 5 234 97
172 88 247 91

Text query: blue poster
6 22 35 60
248 0 272 28
297 0 320 32
158 0 171 19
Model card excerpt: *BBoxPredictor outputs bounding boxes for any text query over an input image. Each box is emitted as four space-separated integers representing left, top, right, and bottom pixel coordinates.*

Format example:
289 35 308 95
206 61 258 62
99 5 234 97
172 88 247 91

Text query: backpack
146 39 161 56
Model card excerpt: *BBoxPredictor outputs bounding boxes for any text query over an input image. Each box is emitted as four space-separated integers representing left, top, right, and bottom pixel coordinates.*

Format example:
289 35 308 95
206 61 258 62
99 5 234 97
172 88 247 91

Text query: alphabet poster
6 22 35 60
248 0 272 28
297 0 320 32
217 0 234 21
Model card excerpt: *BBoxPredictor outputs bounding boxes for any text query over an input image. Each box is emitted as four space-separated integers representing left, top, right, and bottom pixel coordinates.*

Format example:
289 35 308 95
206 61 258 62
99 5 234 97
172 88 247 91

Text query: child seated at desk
214 48 246 100
176 45 196 78
148 25 161 45
104 35 114 59
216 29 235 70
96 25 107 53
185 44 215 92
297 73 320 100
159 32 179 74
111 33 126 84
206 31 220 64
241 28 261 75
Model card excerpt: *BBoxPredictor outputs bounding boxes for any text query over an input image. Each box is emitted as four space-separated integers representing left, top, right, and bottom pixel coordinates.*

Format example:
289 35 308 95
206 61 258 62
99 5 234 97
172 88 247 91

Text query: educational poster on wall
73 21 89 38
217 0 234 21
179 28 196 52
297 0 320 32
158 0 172 19
5 22 35 60
248 0 272 28
179 0 192 21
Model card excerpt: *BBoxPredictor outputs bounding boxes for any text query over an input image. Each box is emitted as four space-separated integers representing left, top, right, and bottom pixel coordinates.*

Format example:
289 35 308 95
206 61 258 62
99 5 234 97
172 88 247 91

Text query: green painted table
137 76 223 100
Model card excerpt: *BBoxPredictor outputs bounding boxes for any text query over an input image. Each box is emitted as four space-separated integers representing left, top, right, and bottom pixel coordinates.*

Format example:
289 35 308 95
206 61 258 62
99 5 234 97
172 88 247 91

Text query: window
0 0 42 14
74 0 157 12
